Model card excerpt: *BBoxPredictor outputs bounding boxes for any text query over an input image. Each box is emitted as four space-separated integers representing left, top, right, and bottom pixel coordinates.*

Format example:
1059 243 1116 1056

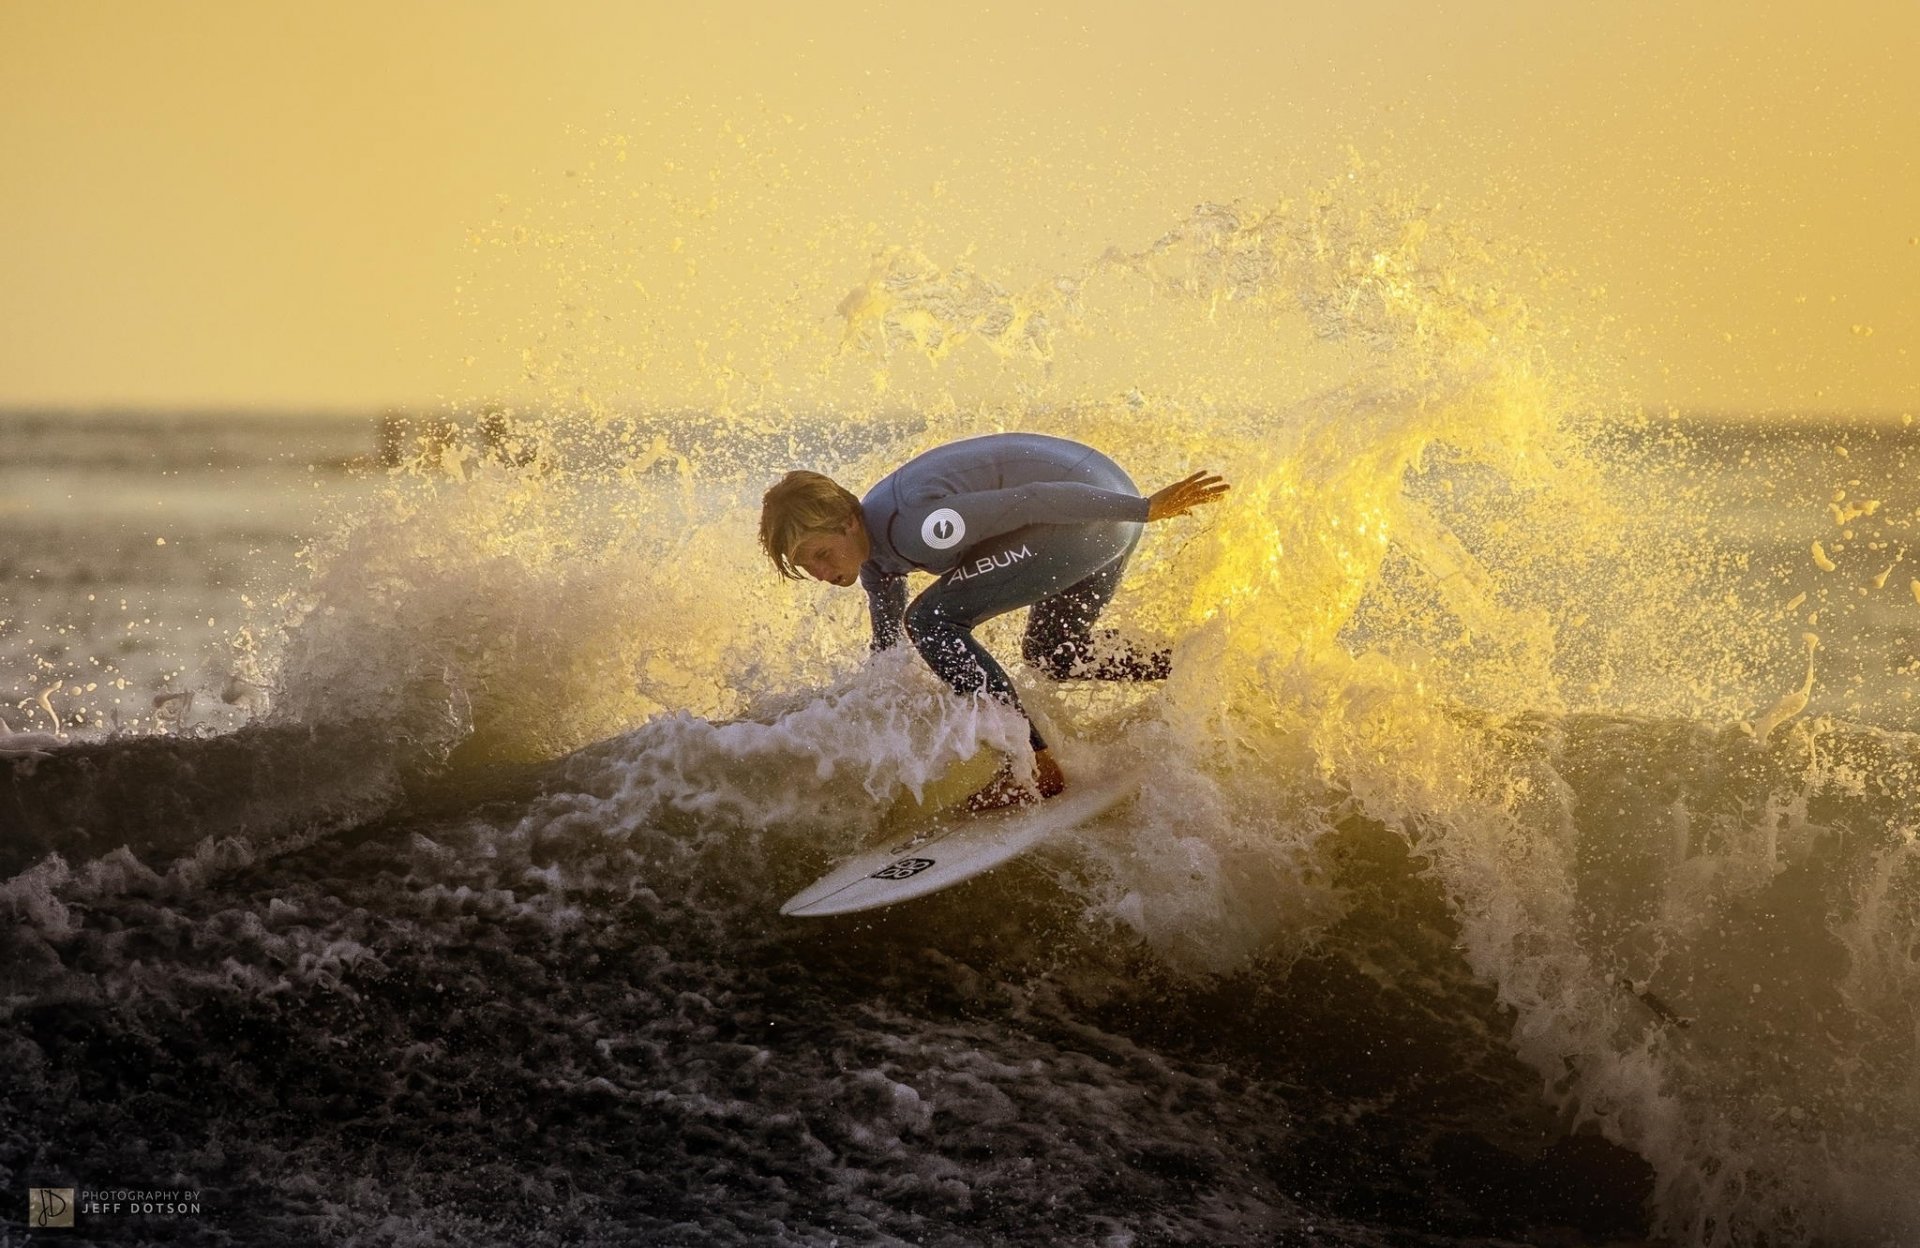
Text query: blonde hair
760 470 861 579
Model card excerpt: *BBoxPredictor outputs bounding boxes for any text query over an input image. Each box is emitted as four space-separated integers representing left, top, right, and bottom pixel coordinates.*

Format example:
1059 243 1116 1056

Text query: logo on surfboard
870 857 936 881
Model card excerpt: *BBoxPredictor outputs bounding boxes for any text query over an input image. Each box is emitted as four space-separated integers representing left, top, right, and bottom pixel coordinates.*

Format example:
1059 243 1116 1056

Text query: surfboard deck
780 769 1138 918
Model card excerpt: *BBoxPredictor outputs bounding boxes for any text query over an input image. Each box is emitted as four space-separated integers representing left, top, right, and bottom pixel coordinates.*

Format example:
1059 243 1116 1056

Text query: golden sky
1 1 1914 414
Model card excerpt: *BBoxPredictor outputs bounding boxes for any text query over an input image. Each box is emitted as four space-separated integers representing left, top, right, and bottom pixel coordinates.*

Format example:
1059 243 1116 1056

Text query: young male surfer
760 432 1228 811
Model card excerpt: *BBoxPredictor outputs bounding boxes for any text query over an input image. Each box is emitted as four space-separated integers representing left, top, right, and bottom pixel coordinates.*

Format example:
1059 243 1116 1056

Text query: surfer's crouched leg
904 594 1049 755
904 596 1061 809
1021 549 1169 681
903 517 1148 794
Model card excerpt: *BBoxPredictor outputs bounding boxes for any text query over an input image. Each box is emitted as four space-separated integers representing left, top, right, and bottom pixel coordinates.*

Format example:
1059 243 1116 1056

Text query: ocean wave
1 721 408 881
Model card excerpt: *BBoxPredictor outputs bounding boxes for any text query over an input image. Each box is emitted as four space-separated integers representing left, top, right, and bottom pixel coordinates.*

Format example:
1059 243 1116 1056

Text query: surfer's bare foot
964 749 1066 813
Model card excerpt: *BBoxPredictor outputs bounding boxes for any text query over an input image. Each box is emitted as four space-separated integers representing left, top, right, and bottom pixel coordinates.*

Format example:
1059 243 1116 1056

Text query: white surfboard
780 769 1139 918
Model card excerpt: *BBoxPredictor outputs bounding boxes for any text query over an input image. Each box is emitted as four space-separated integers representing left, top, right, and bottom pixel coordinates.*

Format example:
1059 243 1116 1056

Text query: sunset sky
1 1 1914 415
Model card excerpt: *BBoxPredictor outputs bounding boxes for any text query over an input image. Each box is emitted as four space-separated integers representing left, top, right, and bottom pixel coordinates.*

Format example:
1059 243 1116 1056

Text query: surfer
760 433 1228 810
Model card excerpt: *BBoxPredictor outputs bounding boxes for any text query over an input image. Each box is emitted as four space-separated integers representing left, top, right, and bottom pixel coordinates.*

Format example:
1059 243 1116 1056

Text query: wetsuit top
857 433 1148 647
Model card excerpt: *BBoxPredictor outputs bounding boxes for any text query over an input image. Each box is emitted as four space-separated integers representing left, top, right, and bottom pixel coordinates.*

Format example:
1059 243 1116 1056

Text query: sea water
4 176 1919 1247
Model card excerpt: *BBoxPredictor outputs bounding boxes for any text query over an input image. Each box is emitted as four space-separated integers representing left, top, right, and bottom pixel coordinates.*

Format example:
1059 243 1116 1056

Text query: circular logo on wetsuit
921 507 966 550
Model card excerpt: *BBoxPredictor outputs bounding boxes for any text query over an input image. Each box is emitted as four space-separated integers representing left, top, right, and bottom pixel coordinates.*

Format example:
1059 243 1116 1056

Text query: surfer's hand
1146 471 1230 521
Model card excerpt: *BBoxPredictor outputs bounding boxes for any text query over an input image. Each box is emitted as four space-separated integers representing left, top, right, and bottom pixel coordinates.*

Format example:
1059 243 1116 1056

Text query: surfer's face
791 516 868 587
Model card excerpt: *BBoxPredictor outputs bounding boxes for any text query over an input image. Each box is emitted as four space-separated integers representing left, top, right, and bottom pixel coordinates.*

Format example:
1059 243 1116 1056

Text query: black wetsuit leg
903 518 1156 751
1020 542 1172 682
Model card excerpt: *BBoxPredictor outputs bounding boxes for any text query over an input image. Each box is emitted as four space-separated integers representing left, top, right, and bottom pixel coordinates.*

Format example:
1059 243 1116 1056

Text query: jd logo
871 857 935 881
921 508 966 550
30 1188 75 1228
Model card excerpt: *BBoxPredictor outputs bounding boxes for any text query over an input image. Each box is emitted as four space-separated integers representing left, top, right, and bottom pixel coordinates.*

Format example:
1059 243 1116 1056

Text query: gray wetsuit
858 433 1169 750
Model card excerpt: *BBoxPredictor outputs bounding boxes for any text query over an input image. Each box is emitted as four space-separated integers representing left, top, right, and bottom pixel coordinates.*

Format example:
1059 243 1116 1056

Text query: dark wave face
0 717 1620 1247
5 698 1916 1246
